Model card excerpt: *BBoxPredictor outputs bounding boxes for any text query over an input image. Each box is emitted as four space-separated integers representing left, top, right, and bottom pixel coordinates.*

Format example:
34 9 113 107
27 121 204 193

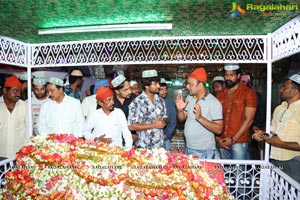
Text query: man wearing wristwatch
253 73 300 183
216 64 257 160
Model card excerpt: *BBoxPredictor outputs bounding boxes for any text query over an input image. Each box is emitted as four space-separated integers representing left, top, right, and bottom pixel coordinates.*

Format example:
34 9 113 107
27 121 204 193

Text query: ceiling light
38 23 172 35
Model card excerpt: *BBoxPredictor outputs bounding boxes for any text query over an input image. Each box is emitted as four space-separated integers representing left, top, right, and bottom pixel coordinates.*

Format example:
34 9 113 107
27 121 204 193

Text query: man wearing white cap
253 73 300 183
212 76 225 95
30 77 48 135
81 79 110 118
65 69 84 100
38 77 85 137
216 64 257 160
128 70 167 149
112 74 136 118
130 80 141 96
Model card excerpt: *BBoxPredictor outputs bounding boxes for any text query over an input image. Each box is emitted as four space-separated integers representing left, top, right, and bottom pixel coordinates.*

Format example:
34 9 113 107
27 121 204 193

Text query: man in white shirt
38 77 85 137
0 75 29 158
83 87 133 148
81 79 110 118
31 77 48 135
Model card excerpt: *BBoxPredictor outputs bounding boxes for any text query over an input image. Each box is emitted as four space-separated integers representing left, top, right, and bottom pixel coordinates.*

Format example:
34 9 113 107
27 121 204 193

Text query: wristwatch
231 137 236 145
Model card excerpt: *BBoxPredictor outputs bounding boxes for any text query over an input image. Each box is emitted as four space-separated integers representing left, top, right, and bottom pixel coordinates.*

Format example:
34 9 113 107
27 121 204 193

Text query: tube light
38 23 172 35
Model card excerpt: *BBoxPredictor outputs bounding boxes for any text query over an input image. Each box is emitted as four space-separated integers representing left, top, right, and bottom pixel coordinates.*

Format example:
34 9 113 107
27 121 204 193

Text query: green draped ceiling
0 0 299 43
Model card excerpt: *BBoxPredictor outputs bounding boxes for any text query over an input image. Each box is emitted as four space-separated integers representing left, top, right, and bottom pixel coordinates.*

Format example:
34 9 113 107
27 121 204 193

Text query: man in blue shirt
65 69 84 100
159 78 177 151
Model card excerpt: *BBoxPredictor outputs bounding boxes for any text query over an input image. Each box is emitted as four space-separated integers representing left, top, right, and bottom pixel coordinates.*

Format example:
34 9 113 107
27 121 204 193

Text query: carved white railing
30 36 267 67
213 160 300 200
267 164 300 200
0 158 15 189
272 15 300 62
0 36 27 67
1 158 299 199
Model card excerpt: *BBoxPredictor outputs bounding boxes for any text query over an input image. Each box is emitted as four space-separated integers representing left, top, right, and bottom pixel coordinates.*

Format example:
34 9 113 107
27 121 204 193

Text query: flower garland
0 134 233 199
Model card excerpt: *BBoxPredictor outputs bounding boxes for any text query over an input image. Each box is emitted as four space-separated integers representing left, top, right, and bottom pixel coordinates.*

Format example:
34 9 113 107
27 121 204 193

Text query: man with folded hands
83 87 133 148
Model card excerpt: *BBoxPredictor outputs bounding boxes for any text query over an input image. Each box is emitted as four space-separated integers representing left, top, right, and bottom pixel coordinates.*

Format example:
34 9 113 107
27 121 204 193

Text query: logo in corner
230 2 246 18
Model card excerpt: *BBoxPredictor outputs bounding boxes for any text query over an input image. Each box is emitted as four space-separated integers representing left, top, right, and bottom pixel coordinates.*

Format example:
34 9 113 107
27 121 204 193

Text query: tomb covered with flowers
0 134 232 199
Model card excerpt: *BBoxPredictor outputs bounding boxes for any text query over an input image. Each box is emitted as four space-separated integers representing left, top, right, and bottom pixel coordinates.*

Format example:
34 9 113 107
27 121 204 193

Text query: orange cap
189 68 207 83
96 87 114 101
4 75 22 88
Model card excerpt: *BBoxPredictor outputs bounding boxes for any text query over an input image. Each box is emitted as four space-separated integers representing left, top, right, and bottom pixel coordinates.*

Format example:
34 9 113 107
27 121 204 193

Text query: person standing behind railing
253 73 300 183
159 78 177 151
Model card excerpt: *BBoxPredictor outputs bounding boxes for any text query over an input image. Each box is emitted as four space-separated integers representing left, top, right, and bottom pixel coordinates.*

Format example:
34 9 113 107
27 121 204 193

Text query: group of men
211 64 300 182
0 68 177 159
1 65 300 183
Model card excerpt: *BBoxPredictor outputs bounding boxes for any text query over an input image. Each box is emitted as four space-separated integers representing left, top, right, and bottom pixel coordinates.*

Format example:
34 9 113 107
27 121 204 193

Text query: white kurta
30 95 48 135
83 108 133 148
38 95 85 137
81 94 97 118
0 100 29 158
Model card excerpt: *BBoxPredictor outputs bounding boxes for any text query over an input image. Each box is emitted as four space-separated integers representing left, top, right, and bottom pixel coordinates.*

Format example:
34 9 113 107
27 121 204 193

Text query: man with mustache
0 75 29 159
111 74 136 119
216 64 257 160
30 77 48 136
176 68 223 158
252 73 300 183
83 87 133 147
38 77 85 137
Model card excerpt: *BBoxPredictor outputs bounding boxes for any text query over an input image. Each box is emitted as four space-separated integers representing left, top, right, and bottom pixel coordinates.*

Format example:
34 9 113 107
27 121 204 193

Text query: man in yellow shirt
253 73 300 183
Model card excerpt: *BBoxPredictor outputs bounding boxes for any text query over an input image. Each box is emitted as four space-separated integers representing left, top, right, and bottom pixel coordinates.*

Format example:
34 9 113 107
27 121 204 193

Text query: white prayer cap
213 76 225 82
224 64 240 71
289 74 300 84
130 80 138 87
70 69 83 77
33 77 46 85
48 77 64 87
112 74 126 88
142 70 158 78
160 78 166 83
18 72 33 81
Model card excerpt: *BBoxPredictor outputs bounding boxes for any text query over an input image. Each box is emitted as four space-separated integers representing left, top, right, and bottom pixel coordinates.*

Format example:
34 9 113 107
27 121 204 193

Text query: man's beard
225 80 238 89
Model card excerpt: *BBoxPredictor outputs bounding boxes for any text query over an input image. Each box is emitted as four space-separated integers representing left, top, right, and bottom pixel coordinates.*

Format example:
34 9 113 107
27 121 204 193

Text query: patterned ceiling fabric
0 0 299 43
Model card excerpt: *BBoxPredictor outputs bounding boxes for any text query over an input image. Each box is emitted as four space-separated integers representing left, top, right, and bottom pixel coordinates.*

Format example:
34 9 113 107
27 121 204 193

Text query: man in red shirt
216 64 257 160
